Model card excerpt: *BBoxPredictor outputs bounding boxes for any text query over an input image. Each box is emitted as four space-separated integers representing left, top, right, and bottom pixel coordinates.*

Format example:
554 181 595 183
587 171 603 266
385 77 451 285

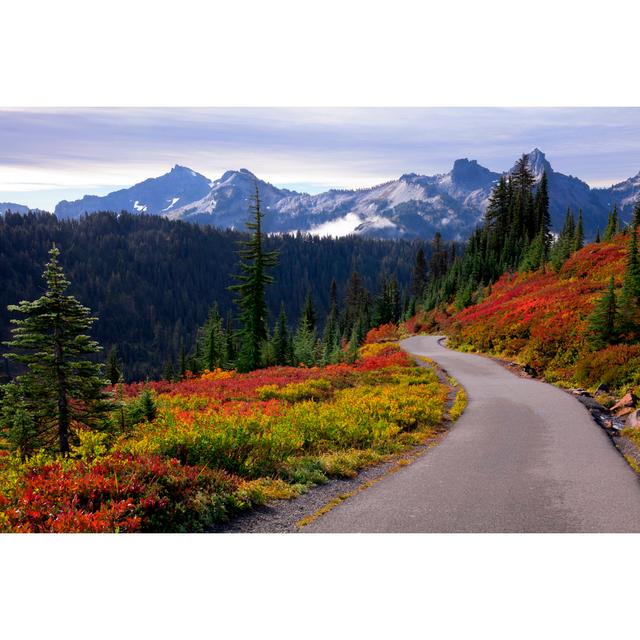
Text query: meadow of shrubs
0 342 449 532
410 231 640 394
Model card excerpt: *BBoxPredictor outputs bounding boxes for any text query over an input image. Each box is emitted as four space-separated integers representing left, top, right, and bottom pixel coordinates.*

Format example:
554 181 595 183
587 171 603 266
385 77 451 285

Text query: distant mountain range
6 149 639 240
1 202 30 214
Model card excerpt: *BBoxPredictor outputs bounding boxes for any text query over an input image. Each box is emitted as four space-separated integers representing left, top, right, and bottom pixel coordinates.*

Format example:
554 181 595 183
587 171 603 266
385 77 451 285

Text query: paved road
305 335 640 532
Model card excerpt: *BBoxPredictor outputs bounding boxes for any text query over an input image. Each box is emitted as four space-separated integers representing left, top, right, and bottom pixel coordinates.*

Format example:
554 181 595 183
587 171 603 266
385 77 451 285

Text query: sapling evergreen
2 246 111 455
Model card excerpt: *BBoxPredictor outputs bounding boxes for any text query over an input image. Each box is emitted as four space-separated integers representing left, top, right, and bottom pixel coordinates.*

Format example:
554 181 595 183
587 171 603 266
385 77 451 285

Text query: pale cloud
1 107 640 210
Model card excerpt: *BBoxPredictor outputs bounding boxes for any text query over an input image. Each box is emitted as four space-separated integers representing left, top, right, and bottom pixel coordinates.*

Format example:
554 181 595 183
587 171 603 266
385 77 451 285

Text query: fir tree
412 246 428 299
619 228 640 335
179 339 187 378
293 321 317 367
301 291 317 332
534 171 551 254
587 275 618 349
197 303 226 371
603 206 619 241
163 359 176 382
106 345 122 385
633 200 640 229
2 246 111 455
520 231 545 272
229 185 279 372
272 303 290 365
574 210 584 252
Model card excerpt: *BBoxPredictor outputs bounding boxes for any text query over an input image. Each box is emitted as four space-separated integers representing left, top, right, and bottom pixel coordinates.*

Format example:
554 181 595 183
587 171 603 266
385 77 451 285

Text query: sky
1 107 640 211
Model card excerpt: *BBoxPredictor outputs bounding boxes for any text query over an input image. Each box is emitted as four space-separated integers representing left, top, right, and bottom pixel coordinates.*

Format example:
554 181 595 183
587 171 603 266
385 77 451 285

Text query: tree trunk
53 328 69 454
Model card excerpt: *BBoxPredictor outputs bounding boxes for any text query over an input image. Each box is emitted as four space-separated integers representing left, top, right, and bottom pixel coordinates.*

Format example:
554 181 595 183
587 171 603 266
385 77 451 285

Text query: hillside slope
431 233 637 390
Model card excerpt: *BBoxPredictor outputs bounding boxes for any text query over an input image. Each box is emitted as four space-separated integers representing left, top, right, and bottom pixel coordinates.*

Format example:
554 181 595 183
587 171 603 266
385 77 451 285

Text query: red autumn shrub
2 453 244 533
365 323 400 344
447 234 633 385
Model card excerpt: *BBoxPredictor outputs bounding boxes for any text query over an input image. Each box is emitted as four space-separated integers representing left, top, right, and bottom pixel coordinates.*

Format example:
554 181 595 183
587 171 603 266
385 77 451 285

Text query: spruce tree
603 206 619 241
633 200 640 228
534 171 551 255
229 185 279 372
301 291 317 333
619 228 640 335
179 339 187 378
2 246 111 455
106 345 122 385
197 303 226 371
587 275 618 349
412 246 428 299
163 359 176 382
574 210 584 252
272 303 290 366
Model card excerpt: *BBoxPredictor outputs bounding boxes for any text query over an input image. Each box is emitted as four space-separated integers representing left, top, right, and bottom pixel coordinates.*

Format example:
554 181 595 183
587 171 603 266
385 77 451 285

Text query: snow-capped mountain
166 168 300 229
53 165 212 219
48 150 640 240
1 202 30 214
168 158 500 240
594 171 640 220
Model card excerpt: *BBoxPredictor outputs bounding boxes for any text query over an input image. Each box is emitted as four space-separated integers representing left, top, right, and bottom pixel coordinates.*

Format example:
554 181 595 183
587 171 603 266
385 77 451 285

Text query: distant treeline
0 211 450 379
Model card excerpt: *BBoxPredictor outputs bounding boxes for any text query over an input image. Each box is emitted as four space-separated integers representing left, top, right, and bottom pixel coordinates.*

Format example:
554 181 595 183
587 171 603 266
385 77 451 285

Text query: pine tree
179 339 187 378
163 359 176 382
519 231 545 272
293 321 317 367
534 171 551 255
301 291 317 332
603 206 619 241
412 246 428 299
574 209 584 252
633 200 640 228
595 228 601 243
619 228 640 335
229 185 279 372
587 275 618 349
224 310 236 367
106 345 122 385
197 303 226 371
272 302 290 365
2 246 111 455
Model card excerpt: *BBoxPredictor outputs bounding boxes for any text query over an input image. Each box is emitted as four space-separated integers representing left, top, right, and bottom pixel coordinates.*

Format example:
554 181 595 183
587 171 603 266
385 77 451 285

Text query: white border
2 2 640 638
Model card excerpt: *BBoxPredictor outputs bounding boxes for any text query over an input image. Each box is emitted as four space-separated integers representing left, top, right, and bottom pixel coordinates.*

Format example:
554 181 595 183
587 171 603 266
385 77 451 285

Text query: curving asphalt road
305 335 640 532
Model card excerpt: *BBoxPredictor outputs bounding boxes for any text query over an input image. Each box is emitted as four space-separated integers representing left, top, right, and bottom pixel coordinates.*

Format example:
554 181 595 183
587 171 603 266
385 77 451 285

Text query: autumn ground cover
0 343 449 532
403 233 638 394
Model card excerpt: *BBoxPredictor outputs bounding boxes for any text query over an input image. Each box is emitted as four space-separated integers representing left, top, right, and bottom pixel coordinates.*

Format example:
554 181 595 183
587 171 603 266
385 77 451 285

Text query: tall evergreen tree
301 291 317 332
587 275 618 349
574 209 584 252
2 246 111 455
229 185 279 372
534 170 551 255
272 302 290 366
603 206 619 241
106 345 122 385
619 228 640 335
412 246 428 300
633 200 640 229
197 303 227 371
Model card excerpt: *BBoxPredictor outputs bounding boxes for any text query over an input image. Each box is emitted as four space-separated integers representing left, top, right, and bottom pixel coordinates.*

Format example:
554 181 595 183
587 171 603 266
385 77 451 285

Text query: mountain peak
526 148 552 176
449 158 496 187
220 168 258 183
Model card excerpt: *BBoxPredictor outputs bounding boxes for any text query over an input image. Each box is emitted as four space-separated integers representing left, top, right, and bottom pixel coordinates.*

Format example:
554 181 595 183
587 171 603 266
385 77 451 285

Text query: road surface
305 335 640 532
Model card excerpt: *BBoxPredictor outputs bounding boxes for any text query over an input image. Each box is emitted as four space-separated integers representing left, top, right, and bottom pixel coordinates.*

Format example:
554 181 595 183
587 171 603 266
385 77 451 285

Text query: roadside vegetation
0 341 448 532
0 186 453 532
